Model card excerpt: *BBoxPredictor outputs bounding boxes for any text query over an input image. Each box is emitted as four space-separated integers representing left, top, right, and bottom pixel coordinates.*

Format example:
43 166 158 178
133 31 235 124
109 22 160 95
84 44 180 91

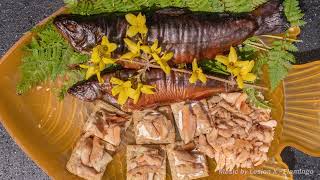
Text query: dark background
0 0 319 179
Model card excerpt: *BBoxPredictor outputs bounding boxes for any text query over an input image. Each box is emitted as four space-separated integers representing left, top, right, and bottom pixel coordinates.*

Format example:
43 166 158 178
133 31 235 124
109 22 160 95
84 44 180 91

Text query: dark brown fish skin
68 69 237 111
54 0 288 64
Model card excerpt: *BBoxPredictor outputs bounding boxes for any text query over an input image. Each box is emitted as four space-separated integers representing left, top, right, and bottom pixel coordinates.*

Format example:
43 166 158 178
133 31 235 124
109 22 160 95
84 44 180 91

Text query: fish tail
252 0 289 35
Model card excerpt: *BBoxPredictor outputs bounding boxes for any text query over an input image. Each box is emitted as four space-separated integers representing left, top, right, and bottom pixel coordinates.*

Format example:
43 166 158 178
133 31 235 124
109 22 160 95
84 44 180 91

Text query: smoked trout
54 0 288 64
67 69 237 110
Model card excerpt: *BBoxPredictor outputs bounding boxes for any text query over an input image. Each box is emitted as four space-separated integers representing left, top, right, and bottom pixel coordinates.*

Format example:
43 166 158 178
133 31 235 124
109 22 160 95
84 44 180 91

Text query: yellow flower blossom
110 77 135 105
215 46 256 88
141 39 162 55
189 58 207 84
131 83 156 104
79 64 103 83
125 13 148 38
121 38 142 60
152 52 173 75
80 36 117 83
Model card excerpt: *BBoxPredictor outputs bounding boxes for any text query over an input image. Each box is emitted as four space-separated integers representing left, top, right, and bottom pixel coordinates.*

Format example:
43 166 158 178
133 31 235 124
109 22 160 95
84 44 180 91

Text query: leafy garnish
17 24 89 95
244 88 270 109
284 0 306 26
64 0 266 15
223 0 267 13
199 60 229 75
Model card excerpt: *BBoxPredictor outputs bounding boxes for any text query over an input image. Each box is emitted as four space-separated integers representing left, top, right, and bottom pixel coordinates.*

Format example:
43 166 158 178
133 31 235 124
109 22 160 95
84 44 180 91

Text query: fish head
53 14 103 53
67 80 101 102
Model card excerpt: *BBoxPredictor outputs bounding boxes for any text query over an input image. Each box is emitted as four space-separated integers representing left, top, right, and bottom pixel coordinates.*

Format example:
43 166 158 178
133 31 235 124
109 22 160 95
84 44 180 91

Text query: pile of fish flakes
66 92 277 180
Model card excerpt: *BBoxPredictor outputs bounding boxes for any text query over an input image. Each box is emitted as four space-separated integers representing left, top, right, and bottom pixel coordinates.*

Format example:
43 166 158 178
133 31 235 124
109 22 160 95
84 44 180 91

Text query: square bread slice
166 143 209 180
133 106 175 144
127 145 166 180
66 133 113 180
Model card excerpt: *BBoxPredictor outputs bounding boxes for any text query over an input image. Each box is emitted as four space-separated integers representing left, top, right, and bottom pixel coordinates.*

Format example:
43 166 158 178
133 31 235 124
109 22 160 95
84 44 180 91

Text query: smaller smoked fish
68 69 237 111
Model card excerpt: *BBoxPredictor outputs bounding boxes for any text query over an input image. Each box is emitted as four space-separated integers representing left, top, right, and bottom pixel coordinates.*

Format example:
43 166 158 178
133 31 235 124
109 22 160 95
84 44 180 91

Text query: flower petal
125 13 137 26
198 72 207 83
110 77 124 85
189 72 198 84
79 64 90 69
102 57 116 65
243 73 257 82
107 43 117 53
117 91 129 105
111 85 121 96
228 46 238 64
101 36 109 46
215 55 229 66
162 52 174 61
122 81 132 88
230 67 240 76
192 58 198 72
139 25 148 35
235 60 249 68
124 38 139 53
141 85 155 94
126 26 139 37
120 52 136 60
240 60 255 75
152 53 161 61
141 45 151 54
151 39 158 51
155 47 162 54
137 13 146 25
85 67 96 79
99 61 105 71
96 71 104 84
236 76 244 89
91 47 101 64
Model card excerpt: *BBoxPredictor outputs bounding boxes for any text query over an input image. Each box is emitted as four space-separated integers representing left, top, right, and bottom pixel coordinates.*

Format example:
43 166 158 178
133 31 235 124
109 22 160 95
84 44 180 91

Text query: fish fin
155 8 190 16
252 0 289 35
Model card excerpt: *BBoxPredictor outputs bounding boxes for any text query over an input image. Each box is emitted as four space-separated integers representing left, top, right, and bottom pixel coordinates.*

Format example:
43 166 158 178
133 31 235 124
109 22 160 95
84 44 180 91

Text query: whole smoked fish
68 69 237 110
54 0 288 64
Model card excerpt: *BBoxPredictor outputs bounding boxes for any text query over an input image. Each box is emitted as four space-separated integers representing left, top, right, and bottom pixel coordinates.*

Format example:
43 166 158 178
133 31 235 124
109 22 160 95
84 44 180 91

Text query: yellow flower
152 52 173 75
110 77 135 105
80 36 117 83
189 58 207 84
236 60 257 89
79 64 103 83
92 36 117 64
141 39 162 55
215 46 256 88
125 13 148 38
121 38 141 60
131 83 156 104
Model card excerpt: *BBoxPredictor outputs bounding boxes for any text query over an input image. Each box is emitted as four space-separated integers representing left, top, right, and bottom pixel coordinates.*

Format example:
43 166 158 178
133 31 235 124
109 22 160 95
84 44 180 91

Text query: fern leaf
17 24 89 95
284 0 306 26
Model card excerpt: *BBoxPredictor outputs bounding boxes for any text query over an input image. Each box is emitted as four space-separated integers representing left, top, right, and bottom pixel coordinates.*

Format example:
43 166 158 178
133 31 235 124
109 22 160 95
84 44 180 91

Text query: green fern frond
17 24 89 95
284 0 306 26
244 88 270 109
222 0 266 13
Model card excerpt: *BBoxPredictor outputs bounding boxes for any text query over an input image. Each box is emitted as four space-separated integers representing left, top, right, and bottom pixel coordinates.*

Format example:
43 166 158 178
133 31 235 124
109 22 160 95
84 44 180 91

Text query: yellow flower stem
117 58 268 91
260 35 303 42
246 41 271 50
244 43 269 51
